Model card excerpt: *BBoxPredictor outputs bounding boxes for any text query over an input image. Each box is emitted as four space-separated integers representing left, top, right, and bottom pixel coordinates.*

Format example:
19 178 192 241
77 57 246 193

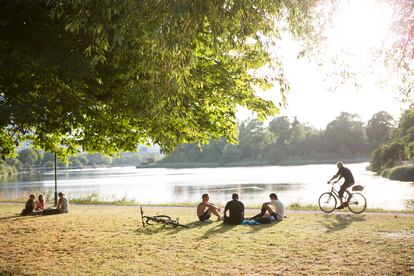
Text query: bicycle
318 183 367 214
140 207 189 228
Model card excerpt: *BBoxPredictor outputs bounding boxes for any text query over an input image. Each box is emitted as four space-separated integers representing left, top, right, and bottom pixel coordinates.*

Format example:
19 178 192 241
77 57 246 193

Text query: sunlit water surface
1 162 413 210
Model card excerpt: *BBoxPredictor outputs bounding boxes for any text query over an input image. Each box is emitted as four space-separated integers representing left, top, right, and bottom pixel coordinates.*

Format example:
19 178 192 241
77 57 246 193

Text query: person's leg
208 205 220 218
338 184 346 208
251 203 272 220
198 210 211 221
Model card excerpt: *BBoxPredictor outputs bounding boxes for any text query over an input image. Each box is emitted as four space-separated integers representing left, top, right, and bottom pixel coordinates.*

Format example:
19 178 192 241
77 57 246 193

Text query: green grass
1 204 413 275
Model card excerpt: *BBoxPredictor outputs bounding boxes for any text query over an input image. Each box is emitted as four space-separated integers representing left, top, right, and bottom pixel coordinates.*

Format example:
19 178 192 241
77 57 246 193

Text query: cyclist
327 161 355 209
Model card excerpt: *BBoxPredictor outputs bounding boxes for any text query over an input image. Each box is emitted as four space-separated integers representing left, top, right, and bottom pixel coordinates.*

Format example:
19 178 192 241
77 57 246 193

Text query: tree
366 111 394 150
323 113 369 157
17 149 38 167
0 0 319 159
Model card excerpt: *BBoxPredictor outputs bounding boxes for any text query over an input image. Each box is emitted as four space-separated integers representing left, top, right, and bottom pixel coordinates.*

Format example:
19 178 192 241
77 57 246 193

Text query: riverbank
138 157 369 169
381 164 414 182
1 203 413 275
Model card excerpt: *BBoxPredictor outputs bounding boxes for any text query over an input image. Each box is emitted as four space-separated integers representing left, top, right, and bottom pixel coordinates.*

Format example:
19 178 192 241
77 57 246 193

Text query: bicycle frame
328 184 351 203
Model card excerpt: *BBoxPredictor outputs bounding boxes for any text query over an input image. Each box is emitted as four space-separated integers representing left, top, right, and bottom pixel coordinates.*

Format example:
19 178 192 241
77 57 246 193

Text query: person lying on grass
20 194 35 216
197 193 221 221
223 193 244 225
250 193 284 223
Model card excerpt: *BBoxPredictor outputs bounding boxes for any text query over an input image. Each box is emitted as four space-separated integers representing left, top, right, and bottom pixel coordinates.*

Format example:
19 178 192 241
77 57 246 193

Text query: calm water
1 162 413 210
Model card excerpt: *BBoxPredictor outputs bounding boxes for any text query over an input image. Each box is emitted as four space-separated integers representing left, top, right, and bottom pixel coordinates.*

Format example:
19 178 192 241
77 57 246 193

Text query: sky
237 0 410 129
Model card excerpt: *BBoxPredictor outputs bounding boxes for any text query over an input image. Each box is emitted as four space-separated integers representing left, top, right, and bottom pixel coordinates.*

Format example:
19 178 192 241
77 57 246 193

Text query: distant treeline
369 107 414 181
0 149 162 176
161 112 384 165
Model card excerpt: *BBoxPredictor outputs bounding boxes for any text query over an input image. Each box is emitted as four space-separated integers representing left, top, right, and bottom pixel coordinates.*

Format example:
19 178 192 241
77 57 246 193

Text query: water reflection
0 163 413 210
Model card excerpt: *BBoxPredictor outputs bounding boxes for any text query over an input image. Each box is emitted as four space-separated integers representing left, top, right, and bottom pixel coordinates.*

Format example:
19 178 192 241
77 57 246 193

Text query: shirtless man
197 193 221 221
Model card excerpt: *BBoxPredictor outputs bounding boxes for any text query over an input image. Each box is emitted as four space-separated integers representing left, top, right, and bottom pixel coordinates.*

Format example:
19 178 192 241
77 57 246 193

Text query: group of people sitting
197 192 284 225
20 192 69 216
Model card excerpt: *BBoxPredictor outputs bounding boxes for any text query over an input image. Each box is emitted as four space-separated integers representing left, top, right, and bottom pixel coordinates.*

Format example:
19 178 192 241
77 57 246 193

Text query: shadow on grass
0 214 43 221
134 220 211 235
200 223 238 239
320 214 367 232
246 220 281 233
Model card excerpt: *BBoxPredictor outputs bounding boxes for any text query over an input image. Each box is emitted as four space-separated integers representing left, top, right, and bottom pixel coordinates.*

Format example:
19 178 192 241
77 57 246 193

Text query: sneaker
342 202 349 207
336 205 345 210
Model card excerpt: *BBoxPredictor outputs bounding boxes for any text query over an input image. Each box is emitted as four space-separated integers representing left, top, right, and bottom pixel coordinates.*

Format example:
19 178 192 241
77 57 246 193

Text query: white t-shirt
269 199 284 221
60 197 69 213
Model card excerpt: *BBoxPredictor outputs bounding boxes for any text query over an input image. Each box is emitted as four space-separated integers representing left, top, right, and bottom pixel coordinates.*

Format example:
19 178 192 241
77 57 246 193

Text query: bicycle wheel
167 221 189 228
318 192 337 213
146 215 171 225
347 193 366 214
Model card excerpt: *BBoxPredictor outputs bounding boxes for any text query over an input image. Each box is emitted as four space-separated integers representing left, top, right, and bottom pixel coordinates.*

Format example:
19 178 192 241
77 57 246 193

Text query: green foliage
366 111 394 150
381 164 414 182
369 107 414 174
0 0 322 160
162 113 371 165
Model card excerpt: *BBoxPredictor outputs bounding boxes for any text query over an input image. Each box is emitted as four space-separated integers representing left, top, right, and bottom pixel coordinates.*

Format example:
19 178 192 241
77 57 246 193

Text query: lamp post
54 152 57 206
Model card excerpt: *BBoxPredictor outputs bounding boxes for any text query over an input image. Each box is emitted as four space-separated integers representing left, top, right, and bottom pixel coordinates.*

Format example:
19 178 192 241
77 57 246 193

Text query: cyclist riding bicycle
327 161 355 209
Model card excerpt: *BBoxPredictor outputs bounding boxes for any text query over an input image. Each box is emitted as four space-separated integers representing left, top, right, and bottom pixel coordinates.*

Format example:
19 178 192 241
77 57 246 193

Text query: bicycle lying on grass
140 207 189 228
318 183 367 214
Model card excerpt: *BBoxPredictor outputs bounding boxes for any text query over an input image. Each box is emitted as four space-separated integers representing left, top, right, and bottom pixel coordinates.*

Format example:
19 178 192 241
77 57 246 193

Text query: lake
0 162 413 210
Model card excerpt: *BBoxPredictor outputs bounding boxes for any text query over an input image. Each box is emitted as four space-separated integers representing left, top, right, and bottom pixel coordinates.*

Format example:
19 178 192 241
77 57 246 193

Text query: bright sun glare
327 0 394 68
239 0 404 128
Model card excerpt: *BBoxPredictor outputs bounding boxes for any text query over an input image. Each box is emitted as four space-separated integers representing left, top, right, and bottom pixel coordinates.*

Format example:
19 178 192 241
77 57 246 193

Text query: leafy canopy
0 0 318 159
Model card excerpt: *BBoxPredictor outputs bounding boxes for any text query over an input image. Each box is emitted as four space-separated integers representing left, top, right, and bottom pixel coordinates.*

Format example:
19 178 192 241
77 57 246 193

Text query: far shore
137 157 369 169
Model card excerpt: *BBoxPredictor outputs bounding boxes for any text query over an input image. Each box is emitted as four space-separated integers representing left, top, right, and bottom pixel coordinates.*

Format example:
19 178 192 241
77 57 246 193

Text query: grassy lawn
0 204 413 275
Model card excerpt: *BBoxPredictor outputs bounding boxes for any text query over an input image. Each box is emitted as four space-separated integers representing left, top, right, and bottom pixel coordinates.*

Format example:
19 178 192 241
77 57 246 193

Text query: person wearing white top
250 193 284 222
57 192 69 213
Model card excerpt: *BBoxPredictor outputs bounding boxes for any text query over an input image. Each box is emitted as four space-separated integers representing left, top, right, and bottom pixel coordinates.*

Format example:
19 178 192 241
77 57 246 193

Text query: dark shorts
339 182 354 198
198 211 211 221
223 215 243 225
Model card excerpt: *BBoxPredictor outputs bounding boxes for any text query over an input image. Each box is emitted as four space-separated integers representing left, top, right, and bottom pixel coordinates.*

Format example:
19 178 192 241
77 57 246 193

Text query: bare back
197 202 208 217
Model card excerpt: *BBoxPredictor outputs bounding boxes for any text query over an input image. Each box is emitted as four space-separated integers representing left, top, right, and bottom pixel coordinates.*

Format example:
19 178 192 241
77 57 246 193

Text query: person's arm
205 202 221 212
241 203 244 217
334 175 343 183
224 203 229 216
328 171 340 183
57 198 62 210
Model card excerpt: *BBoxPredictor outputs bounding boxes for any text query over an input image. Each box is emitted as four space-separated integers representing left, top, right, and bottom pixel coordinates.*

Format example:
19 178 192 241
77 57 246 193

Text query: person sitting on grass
197 193 221 221
250 193 284 223
223 193 244 225
21 194 35 216
56 192 69 214
35 194 45 211
43 192 69 215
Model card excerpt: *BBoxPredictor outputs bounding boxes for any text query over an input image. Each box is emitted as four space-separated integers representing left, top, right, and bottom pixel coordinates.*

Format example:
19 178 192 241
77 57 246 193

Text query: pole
54 152 57 206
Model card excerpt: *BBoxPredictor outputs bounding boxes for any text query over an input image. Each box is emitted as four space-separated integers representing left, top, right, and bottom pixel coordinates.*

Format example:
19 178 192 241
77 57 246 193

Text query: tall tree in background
0 0 321 159
366 111 394 150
